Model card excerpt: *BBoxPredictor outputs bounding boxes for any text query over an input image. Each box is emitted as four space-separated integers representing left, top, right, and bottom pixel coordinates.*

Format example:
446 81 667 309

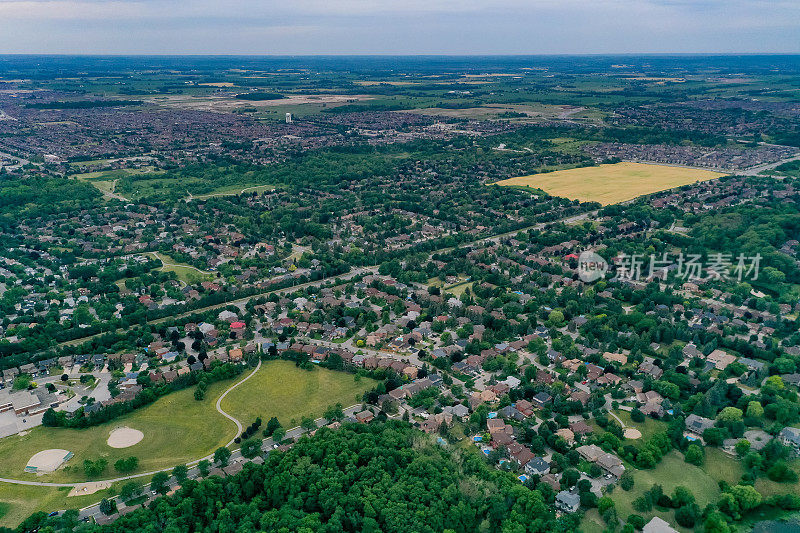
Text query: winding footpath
216 359 262 446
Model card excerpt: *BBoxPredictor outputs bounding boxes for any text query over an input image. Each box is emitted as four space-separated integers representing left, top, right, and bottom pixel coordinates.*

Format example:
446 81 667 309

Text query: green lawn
191 183 275 200
0 380 236 484
579 509 606 533
755 458 800 499
220 360 376 428
704 447 744 486
0 483 122 529
702 447 800 500
610 450 721 532
611 409 667 446
148 252 214 284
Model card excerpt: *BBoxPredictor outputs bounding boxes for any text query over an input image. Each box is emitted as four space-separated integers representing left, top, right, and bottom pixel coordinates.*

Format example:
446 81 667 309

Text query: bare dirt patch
107 427 144 448
624 428 642 439
69 481 111 497
25 449 72 473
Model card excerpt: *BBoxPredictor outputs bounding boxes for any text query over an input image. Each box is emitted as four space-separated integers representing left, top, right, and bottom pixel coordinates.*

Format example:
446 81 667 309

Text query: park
0 360 375 526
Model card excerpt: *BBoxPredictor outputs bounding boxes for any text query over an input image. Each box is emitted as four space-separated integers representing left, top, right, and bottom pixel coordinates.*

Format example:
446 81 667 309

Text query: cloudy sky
0 0 797 55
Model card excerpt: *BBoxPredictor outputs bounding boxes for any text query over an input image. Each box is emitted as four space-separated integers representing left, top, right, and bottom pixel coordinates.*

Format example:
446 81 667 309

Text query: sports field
494 162 726 205
0 361 376 525
221 360 376 428
0 380 236 485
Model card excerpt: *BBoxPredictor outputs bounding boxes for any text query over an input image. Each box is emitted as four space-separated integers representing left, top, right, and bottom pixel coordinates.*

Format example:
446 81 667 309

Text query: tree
672 486 695 507
324 403 345 422
83 458 108 478
120 482 142 502
99 498 117 516
172 464 188 484
626 515 646 530
150 471 170 495
214 446 231 466
730 484 762 513
630 408 645 423
704 512 731 533
301 416 318 431
675 504 700 528
746 401 764 419
241 438 263 459
264 416 281 436
717 407 743 424
272 426 286 443
685 444 704 466
735 439 751 457
546 310 564 328
620 470 634 491
197 459 210 477
114 456 139 473
561 468 580 488
767 461 798 483
597 496 615 515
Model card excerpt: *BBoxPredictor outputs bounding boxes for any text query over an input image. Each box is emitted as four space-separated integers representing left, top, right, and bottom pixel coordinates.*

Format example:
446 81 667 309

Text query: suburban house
779 427 800 453
555 490 580 513
685 414 715 438
525 457 551 476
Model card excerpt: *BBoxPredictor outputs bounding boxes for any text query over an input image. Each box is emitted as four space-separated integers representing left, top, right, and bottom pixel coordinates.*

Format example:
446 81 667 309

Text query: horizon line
1 52 800 58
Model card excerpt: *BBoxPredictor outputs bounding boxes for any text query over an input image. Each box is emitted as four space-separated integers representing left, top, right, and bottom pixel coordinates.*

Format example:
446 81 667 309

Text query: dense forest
16 422 567 533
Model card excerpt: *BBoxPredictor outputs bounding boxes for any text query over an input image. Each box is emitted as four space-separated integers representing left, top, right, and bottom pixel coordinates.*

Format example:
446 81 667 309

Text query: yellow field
494 162 726 205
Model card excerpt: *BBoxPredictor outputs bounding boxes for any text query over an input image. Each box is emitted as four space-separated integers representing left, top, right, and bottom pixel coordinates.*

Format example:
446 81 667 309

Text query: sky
0 0 798 55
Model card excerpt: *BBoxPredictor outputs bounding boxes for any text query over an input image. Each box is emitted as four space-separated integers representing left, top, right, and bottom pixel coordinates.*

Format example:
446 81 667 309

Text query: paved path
148 252 214 276
216 359 262 446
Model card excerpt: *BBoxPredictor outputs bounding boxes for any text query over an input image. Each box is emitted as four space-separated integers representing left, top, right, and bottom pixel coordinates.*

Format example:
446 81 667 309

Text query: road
58 265 378 347
740 153 800 176
74 402 369 523
56 205 599 350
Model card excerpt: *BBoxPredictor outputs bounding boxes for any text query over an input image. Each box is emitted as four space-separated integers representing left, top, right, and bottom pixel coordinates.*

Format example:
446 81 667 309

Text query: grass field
190 183 275 200
611 410 667 446
148 252 214 284
494 162 726 205
0 361 379 526
0 380 235 485
427 276 472 297
73 168 161 200
220 360 376 428
0 483 122 528
610 450 721 531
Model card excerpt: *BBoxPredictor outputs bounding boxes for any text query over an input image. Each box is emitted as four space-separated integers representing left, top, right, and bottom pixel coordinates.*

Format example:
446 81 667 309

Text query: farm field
494 162 726 205
220 360 376 428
